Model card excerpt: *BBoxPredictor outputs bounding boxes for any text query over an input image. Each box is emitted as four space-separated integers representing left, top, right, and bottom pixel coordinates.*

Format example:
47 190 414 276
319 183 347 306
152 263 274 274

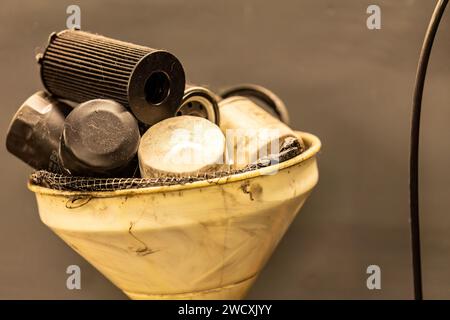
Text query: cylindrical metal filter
38 29 186 126
220 84 290 124
60 99 141 177
138 116 225 178
219 96 304 169
175 85 220 125
6 91 71 172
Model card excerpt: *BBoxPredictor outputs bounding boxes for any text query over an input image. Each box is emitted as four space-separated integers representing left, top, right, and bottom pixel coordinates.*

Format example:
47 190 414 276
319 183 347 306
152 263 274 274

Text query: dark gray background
1 0 450 299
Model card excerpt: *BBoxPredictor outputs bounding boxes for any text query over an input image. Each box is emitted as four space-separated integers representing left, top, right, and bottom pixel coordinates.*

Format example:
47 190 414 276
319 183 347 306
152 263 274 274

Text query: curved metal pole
410 0 448 300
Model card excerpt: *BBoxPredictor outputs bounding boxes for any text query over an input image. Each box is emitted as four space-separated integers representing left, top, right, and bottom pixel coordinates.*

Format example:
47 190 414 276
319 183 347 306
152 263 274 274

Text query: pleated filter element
38 29 186 126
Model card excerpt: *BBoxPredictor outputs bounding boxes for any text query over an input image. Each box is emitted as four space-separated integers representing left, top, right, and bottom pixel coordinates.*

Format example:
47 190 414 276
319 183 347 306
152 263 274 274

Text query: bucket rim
28 131 321 197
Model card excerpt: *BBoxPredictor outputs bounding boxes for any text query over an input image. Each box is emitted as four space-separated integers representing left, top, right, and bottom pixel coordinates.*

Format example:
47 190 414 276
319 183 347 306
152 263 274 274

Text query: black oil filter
175 85 220 125
38 29 186 126
60 99 141 177
6 91 71 172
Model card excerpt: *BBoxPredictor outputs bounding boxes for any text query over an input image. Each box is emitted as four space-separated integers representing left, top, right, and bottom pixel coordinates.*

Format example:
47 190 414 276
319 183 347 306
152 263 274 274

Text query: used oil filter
60 99 140 177
175 85 220 125
219 96 304 169
6 91 71 172
220 84 290 124
138 115 225 178
38 29 186 126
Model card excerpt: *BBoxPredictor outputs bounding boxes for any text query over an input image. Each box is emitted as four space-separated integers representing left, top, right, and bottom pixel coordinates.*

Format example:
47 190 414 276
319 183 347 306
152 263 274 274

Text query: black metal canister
59 99 140 177
175 85 220 125
6 91 71 172
7 94 140 177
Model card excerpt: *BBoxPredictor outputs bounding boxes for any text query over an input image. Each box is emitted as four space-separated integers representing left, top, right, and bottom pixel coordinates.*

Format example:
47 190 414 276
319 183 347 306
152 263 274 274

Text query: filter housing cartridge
175 85 220 125
60 99 141 177
6 91 71 172
38 29 186 126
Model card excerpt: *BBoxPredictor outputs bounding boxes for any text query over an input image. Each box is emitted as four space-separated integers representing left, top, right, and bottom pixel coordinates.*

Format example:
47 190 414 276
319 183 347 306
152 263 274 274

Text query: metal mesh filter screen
29 137 303 192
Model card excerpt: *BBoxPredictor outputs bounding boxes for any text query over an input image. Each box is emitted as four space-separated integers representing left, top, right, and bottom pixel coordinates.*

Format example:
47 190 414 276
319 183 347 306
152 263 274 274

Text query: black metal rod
410 0 448 300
